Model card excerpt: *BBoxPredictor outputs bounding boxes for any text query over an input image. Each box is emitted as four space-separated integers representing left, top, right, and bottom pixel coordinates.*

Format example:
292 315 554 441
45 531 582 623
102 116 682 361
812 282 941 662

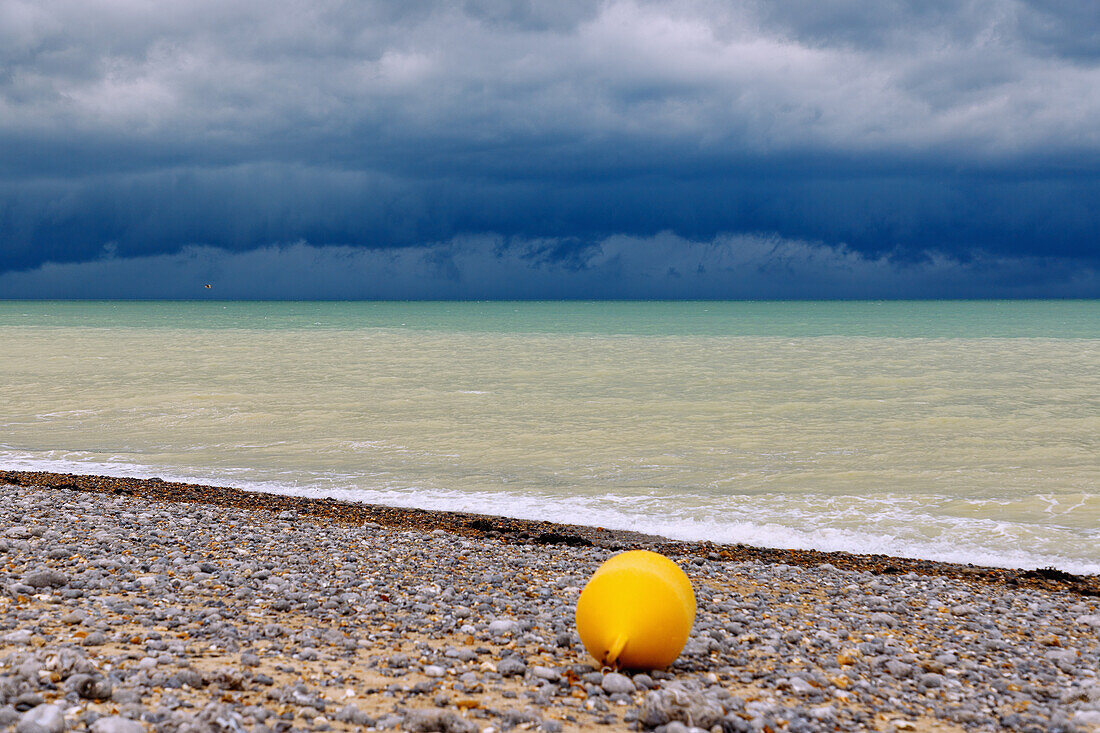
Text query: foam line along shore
2 470 1097 596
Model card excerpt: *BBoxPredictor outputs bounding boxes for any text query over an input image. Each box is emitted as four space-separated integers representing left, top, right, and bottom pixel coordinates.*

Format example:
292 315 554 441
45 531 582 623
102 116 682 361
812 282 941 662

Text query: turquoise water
1 300 1097 573
2 299 1097 337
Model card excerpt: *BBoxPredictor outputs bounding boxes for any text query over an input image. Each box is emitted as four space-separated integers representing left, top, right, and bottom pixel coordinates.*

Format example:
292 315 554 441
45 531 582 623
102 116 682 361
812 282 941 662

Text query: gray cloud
3 0 1099 175
1017 1 1100 60
1 0 1098 290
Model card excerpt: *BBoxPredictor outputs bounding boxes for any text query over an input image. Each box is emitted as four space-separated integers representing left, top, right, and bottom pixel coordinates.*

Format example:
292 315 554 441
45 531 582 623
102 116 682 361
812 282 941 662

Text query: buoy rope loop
605 633 628 670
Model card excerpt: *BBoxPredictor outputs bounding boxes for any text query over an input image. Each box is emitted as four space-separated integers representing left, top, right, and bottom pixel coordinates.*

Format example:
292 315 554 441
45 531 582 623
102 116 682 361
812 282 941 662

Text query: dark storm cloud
3 236 1095 300
4 164 1097 273
1 0 1098 296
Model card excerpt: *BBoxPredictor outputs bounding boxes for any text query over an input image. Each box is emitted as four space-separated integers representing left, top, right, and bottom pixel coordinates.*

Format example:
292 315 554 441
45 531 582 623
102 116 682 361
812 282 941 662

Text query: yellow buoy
575 550 696 670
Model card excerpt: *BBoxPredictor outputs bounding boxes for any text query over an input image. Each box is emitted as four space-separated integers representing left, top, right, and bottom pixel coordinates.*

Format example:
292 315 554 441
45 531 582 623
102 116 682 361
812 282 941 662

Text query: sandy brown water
2 300 1098 573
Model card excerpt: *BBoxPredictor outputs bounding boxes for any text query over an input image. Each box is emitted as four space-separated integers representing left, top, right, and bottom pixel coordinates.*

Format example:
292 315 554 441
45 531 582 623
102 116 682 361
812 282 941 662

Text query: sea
1 300 1097 574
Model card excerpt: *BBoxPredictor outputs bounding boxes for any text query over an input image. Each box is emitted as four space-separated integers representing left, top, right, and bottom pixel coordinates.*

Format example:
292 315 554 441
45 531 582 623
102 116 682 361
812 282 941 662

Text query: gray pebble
532 665 560 682
1074 710 1100 728
870 612 897 627
334 704 373 726
81 631 107 646
2 630 32 645
641 684 724 729
66 673 113 701
488 619 520 636
22 569 68 588
0 707 19 728
16 704 65 733
918 672 946 689
403 708 477 733
601 672 635 694
90 717 146 733
498 657 527 677
885 660 913 678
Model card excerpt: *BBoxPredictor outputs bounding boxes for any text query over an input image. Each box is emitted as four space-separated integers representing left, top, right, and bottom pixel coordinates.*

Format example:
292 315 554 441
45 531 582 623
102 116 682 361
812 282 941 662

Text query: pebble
21 569 68 588
15 704 64 733
497 657 527 677
487 619 520 635
2 630 32 645
90 717 146 733
0 482 1097 733
885 660 913 677
918 672 946 689
641 683 724 730
531 665 560 682
81 631 107 646
66 673 113 700
601 672 635 694
1074 710 1100 727
787 676 814 695
404 709 445 732
869 611 896 626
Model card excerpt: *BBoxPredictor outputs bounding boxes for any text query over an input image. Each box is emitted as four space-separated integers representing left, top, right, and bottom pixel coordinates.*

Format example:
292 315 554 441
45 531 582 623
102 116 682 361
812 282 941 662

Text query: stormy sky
1 0 1098 298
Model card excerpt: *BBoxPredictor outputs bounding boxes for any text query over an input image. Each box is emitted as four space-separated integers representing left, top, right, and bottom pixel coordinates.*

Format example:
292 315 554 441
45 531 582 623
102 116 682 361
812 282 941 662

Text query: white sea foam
3 450 1098 576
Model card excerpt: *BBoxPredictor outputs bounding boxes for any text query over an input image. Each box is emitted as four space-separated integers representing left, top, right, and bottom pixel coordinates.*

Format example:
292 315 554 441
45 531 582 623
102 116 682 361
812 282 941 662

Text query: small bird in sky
204 284 212 289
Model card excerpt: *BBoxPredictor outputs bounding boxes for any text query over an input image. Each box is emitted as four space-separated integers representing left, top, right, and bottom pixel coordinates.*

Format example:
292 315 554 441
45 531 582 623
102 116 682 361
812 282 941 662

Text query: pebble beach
2 474 1099 733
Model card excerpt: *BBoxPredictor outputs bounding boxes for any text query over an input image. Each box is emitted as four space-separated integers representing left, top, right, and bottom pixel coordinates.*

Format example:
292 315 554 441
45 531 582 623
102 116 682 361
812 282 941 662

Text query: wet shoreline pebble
4 469 1096 598
2 482 1099 732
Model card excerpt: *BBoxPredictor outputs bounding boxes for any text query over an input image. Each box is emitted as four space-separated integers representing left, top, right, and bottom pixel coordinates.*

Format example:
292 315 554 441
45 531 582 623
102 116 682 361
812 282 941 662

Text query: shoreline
2 469 1096 596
